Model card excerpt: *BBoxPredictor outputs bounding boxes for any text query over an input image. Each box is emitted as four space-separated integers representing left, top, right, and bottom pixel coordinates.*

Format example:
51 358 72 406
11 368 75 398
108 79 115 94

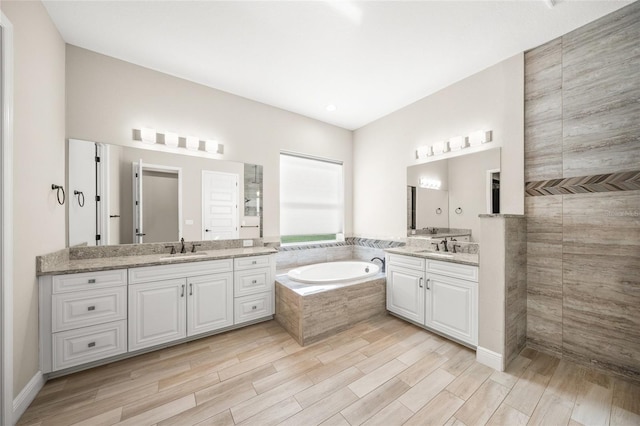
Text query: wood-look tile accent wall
524 1 640 381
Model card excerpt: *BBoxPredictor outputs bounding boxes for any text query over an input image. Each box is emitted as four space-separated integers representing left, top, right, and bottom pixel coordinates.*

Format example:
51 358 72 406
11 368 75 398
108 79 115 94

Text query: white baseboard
476 346 504 372
13 370 45 422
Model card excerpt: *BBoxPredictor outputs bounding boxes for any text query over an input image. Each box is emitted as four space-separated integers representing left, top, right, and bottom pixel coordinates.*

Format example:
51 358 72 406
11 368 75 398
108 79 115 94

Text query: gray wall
1 1 66 395
525 2 640 380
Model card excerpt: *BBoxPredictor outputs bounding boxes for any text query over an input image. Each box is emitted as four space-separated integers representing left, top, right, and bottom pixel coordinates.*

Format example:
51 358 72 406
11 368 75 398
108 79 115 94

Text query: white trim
476 346 504 372
12 371 44 422
1 11 14 426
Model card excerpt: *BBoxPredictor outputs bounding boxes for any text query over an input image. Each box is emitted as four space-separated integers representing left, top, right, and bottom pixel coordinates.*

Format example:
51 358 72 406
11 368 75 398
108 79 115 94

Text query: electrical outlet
243 240 253 247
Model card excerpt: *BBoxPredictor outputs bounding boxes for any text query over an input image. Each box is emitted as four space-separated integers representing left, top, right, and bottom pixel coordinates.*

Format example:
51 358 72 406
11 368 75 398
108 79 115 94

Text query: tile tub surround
36 243 275 275
276 237 404 270
525 1 640 381
274 273 386 346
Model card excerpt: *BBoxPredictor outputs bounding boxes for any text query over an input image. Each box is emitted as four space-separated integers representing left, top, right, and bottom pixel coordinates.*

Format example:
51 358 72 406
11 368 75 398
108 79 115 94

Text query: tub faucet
371 257 386 273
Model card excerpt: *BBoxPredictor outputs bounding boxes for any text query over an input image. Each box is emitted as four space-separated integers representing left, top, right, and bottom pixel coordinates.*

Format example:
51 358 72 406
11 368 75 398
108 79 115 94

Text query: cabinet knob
252 305 257 310
252 260 257 264
87 306 96 311
88 279 96 284
87 342 96 348
251 280 257 284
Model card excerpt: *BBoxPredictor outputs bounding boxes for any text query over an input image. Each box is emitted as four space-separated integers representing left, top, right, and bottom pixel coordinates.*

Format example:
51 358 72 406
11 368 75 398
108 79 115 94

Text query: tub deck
275 272 386 346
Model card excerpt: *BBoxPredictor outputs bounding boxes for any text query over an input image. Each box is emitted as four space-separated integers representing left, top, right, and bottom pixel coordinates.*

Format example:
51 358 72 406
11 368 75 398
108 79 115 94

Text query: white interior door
133 159 143 243
68 139 97 246
202 171 239 240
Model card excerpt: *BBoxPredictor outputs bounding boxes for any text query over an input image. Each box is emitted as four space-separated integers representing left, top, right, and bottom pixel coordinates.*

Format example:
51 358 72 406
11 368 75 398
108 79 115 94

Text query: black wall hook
73 190 85 207
51 184 65 205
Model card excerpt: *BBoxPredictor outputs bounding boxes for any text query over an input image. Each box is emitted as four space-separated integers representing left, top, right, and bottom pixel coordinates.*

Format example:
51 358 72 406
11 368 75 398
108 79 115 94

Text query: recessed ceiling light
326 104 337 112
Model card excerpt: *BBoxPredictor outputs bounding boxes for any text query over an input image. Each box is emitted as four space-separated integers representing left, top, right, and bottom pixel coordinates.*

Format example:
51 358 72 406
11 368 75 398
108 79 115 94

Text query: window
280 152 343 244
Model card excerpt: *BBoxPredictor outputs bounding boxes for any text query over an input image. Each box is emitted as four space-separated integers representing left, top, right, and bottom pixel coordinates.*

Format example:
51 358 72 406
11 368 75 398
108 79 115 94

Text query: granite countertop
385 246 479 266
37 246 277 276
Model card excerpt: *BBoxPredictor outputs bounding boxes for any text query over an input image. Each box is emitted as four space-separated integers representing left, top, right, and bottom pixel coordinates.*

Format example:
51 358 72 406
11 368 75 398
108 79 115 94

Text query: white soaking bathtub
287 261 380 284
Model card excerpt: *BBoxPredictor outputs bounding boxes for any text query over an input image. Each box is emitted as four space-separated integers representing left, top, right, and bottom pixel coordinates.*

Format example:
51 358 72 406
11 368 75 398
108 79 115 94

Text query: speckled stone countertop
37 247 277 276
384 246 479 266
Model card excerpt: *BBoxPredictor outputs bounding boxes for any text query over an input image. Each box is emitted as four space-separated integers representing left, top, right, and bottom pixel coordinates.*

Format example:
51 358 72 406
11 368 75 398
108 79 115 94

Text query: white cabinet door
187 273 234 337
425 273 477 346
386 265 425 324
129 278 187 351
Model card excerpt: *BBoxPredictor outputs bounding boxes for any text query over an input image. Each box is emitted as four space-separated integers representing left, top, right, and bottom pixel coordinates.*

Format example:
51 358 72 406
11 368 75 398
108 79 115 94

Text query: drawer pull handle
88 279 96 284
181 284 185 297
87 306 96 311
251 280 257 284
189 283 193 296
252 261 257 264
426 278 431 290
88 342 96 348
419 277 423 288
252 305 257 310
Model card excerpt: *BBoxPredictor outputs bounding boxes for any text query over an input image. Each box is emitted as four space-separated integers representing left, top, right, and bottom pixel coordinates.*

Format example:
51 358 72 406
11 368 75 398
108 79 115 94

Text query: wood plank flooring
18 315 640 426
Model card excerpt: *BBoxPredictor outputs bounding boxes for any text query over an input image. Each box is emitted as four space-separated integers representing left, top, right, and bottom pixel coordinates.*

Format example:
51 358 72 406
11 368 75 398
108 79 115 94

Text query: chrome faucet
371 257 386 273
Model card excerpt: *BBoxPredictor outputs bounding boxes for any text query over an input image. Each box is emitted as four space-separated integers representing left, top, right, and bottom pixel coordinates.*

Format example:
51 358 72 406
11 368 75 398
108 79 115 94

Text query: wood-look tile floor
18 315 640 426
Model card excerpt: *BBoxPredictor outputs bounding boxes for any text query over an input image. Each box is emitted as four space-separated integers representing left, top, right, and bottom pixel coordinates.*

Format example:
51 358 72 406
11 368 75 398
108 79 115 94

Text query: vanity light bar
419 178 441 189
164 131 179 148
415 129 493 160
134 128 224 155
140 127 156 144
468 130 493 146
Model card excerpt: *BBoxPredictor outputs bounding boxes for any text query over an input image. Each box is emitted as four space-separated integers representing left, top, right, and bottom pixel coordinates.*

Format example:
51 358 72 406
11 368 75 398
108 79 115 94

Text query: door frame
201 170 239 240
132 162 183 243
1 11 14 425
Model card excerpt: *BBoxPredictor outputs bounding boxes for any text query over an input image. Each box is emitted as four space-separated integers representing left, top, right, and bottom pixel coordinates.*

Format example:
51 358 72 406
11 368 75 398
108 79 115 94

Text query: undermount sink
417 251 454 258
159 253 209 261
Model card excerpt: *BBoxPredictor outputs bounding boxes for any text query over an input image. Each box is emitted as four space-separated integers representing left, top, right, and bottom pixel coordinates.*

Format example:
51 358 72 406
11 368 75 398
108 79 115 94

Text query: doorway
202 170 239 240
132 161 182 243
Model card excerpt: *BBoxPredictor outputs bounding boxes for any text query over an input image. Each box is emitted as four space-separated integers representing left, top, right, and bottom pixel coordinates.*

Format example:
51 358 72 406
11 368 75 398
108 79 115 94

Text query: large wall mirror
407 147 500 242
67 139 263 247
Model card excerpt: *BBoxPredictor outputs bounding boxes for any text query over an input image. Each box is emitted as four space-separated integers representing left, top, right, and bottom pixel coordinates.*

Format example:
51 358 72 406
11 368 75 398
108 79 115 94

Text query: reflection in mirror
406 147 500 242
241 164 263 239
67 139 263 247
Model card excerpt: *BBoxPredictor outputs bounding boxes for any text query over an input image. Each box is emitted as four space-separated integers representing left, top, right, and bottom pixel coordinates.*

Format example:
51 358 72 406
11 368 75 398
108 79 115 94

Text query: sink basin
159 253 209 261
417 251 454 258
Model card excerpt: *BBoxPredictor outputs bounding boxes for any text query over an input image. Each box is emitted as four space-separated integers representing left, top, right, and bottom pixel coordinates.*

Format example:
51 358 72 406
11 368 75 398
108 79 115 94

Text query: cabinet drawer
427 260 478 282
234 268 272 297
52 287 127 332
234 255 272 271
234 292 273 324
52 320 127 371
52 269 127 293
129 259 233 284
386 253 425 271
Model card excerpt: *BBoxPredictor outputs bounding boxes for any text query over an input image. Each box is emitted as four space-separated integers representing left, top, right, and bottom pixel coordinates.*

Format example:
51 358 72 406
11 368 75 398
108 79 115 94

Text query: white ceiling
43 0 632 130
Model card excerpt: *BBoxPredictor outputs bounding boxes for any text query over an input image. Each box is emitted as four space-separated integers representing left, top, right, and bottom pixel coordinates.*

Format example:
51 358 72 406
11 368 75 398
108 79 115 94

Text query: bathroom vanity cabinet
128 259 235 351
39 253 275 375
386 253 478 346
